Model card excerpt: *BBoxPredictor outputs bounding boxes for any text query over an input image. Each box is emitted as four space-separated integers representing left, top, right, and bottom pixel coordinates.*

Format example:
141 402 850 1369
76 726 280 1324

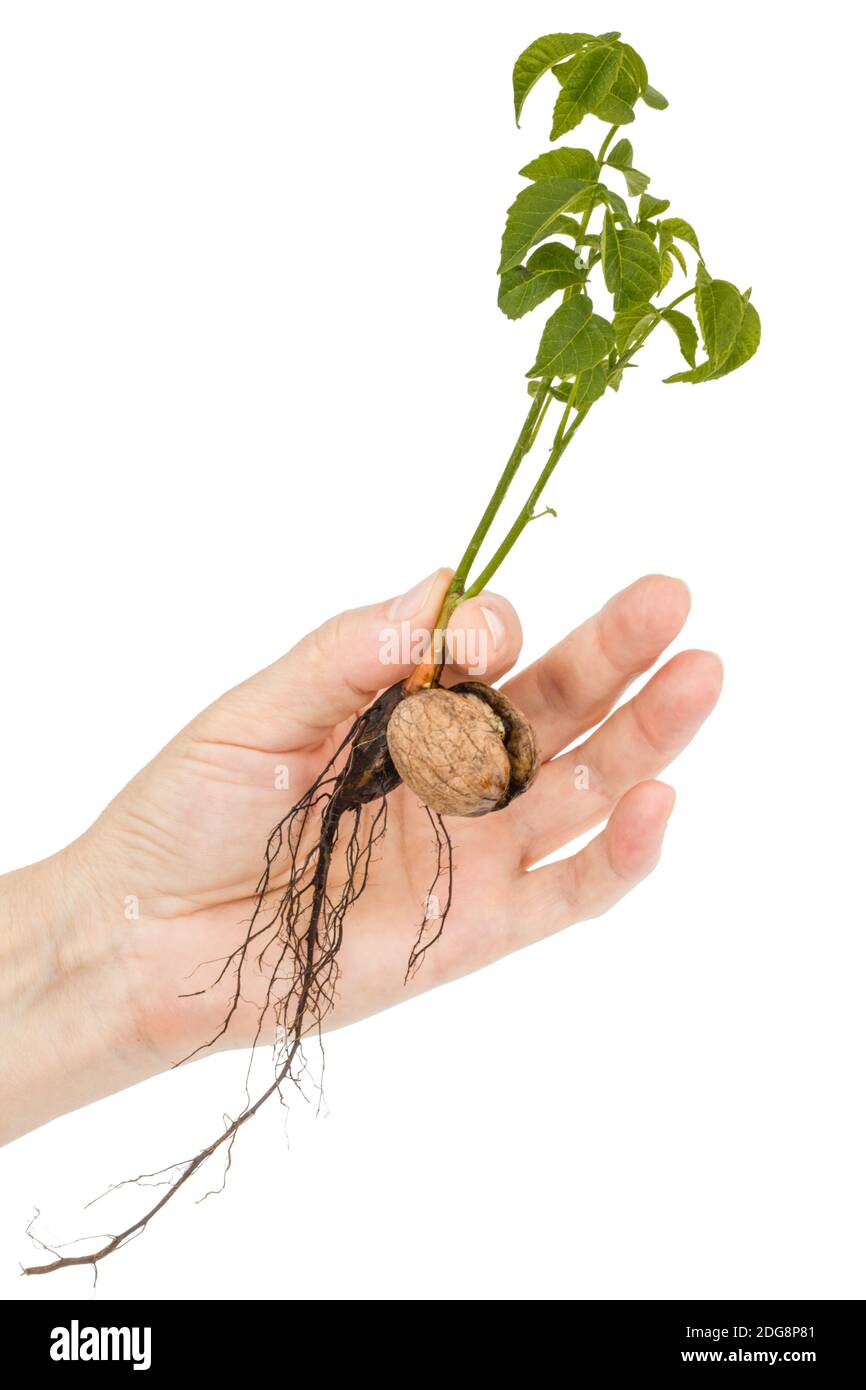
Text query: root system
23 679 479 1276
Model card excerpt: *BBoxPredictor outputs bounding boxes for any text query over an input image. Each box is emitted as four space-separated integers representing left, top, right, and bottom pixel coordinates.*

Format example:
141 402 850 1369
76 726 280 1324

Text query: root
22 682 454 1277
405 810 453 981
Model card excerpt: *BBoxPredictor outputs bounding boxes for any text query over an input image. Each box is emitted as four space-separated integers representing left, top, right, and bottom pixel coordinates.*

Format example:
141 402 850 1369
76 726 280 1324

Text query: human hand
0 571 721 1141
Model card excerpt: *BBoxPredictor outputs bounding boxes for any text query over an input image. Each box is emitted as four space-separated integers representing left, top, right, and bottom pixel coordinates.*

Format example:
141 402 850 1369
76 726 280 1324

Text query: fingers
518 650 723 866
511 780 676 949
501 574 692 761
441 588 524 688
190 570 523 750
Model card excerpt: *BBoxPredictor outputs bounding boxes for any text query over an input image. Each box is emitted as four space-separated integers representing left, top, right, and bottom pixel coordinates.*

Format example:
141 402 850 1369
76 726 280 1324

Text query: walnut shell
451 681 539 802
385 683 539 818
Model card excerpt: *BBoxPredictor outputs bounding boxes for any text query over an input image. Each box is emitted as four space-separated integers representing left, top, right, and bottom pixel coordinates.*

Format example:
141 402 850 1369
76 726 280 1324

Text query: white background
1 1 863 1301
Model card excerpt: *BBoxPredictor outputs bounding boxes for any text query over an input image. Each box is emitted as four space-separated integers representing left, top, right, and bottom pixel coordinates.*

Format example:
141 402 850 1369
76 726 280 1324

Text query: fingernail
387 570 440 620
481 604 506 651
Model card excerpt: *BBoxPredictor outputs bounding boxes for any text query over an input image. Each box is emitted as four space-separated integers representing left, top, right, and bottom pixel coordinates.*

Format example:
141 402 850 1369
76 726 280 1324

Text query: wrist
0 838 137 1143
1 850 73 1011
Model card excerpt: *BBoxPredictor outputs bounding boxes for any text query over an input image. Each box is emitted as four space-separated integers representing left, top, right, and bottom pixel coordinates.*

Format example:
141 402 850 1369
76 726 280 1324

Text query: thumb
191 569 522 751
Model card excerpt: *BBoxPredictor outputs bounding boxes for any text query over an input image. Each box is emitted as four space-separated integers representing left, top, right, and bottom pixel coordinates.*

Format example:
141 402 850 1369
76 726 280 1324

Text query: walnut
386 683 539 817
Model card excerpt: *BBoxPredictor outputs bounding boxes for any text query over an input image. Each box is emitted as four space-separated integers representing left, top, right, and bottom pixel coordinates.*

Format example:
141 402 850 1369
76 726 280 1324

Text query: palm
101 715 520 1049
90 574 721 1068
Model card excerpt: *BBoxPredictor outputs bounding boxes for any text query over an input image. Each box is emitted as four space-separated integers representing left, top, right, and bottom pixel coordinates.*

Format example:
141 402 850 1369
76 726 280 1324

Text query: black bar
2 1299 862 1373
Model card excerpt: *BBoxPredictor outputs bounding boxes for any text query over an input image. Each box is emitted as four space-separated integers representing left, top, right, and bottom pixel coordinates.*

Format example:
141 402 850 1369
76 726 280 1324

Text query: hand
0 571 721 1141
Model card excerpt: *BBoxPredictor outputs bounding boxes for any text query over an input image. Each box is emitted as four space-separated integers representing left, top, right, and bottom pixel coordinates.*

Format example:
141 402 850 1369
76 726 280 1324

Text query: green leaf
512 33 591 125
606 139 633 169
550 43 623 138
608 362 637 391
529 378 573 403
621 165 651 197
661 308 698 367
619 43 649 95
705 300 760 379
612 303 655 353
571 361 609 410
519 148 599 181
638 193 670 220
526 296 615 378
663 361 714 384
599 185 630 221
668 241 688 275
592 93 636 125
642 84 669 109
601 210 660 310
499 178 597 274
659 250 674 290
664 300 760 382
542 214 583 242
593 49 641 123
695 264 744 367
658 216 701 256
529 362 609 409
605 138 649 196
498 243 584 320
552 34 622 84
657 225 686 276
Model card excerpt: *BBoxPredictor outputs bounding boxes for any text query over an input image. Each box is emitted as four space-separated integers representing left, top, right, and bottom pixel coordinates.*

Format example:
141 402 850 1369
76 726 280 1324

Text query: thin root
23 686 454 1276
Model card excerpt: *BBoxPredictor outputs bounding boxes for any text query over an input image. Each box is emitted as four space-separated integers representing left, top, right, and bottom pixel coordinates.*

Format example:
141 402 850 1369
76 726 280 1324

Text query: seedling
25 28 759 1275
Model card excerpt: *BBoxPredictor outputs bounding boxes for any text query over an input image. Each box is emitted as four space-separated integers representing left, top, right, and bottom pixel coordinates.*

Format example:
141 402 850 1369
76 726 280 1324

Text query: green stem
410 383 550 679
526 385 554 449
574 124 619 282
661 285 697 313
463 407 590 600
551 371 582 449
449 382 550 596
596 124 621 167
